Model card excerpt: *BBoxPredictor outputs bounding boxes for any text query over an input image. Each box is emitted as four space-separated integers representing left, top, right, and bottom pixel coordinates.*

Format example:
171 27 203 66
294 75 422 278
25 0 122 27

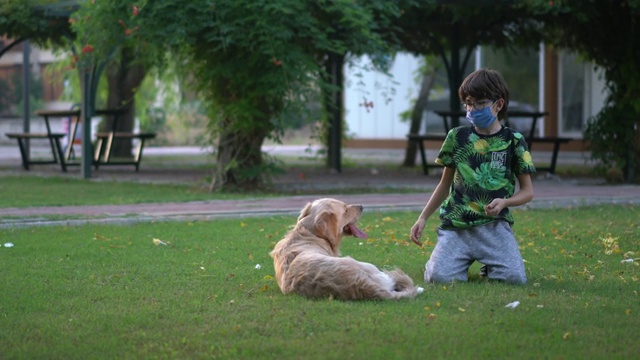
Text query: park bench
407 110 572 175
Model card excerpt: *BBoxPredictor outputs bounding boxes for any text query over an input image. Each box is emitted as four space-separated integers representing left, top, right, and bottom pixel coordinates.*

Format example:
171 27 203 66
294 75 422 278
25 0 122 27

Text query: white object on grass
4 242 14 248
505 301 520 309
416 287 425 294
152 238 167 246
255 264 262 270
621 258 639 263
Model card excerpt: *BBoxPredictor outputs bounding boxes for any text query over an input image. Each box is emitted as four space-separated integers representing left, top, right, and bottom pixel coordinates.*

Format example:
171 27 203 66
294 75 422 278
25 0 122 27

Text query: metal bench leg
133 138 147 171
52 137 67 172
548 141 562 174
417 140 429 175
93 138 104 169
15 138 30 170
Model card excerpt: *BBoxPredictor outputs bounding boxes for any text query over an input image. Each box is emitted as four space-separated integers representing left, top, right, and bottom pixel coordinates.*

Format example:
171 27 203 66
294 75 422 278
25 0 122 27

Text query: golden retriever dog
270 198 420 300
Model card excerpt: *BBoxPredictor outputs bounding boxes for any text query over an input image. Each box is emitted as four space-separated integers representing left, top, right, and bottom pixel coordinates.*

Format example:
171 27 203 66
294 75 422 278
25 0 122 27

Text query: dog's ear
298 202 313 222
314 210 339 245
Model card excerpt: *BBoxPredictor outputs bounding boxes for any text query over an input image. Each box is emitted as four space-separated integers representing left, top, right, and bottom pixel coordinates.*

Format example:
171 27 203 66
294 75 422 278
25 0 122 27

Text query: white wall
344 54 422 139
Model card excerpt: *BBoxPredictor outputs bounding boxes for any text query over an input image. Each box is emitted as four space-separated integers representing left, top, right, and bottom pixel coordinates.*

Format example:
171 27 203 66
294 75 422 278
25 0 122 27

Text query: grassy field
1 205 638 359
0 175 245 208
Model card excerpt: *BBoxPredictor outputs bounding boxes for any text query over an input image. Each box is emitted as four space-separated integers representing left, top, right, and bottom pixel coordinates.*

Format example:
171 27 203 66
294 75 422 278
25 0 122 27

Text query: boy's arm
485 173 534 216
410 167 455 246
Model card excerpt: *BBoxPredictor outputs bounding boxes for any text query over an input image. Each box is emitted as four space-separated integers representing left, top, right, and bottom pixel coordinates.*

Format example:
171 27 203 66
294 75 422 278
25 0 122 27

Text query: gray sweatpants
424 220 527 284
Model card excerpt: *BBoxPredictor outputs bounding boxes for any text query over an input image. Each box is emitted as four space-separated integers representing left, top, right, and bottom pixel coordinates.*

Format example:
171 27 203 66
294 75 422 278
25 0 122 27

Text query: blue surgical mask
466 103 497 129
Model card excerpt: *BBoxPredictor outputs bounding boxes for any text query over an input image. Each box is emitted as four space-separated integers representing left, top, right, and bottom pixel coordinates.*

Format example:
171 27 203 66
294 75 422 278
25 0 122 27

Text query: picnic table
91 108 156 171
5 108 156 172
407 110 572 175
6 109 74 171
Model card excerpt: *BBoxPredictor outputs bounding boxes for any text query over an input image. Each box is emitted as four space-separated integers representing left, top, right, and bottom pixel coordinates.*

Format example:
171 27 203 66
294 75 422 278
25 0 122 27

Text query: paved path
2 180 639 228
1 145 639 228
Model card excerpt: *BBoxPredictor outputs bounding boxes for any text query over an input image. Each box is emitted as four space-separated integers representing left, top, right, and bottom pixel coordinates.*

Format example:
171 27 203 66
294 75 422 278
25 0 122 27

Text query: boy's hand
410 219 425 246
485 198 506 216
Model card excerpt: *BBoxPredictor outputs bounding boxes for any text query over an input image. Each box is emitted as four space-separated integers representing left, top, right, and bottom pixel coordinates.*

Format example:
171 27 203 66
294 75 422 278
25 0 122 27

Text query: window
559 51 607 137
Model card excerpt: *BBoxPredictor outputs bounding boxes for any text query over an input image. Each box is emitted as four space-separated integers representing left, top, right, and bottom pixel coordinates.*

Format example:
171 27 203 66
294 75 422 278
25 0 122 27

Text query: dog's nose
356 205 363 212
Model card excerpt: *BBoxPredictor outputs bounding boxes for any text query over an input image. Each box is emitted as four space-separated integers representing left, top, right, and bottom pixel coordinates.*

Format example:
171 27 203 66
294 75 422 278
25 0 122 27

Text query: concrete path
1 145 639 228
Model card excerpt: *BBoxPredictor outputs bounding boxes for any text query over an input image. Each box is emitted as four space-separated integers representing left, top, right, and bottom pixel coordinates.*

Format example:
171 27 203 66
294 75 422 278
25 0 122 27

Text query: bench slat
95 132 156 139
6 133 66 139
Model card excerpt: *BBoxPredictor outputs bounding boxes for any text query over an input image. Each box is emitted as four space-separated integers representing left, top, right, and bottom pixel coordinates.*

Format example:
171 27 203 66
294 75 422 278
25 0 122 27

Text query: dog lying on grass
270 198 420 300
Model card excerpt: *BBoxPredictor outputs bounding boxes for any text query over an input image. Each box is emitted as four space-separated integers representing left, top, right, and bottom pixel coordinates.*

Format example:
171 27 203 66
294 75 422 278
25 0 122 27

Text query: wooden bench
93 132 156 171
409 110 572 175
5 109 82 172
527 137 572 174
406 133 447 175
6 132 68 171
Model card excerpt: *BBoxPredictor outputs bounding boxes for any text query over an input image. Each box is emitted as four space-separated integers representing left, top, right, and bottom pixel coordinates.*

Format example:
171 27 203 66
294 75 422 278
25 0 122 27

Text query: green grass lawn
0 175 262 208
1 205 638 359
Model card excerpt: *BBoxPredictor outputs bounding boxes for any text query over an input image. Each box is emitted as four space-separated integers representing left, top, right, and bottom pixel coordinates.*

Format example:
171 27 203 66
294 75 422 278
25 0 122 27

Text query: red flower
132 5 139 16
82 44 94 54
271 57 282 66
549 1 554 6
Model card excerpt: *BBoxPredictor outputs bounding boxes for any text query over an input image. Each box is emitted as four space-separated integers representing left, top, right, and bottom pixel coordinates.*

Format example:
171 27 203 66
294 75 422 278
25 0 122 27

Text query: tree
70 2 149 159
2 1 146 161
73 0 403 190
523 0 640 182
390 1 538 128
402 56 440 167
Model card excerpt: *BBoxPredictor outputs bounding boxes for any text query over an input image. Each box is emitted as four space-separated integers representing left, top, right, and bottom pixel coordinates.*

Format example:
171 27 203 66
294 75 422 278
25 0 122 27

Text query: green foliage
1 206 639 358
522 0 640 180
69 0 403 188
0 0 75 46
584 100 637 175
0 69 44 116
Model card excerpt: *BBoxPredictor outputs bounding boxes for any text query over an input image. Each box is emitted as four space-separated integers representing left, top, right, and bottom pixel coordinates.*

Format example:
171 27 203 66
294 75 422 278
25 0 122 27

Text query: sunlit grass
1 205 638 359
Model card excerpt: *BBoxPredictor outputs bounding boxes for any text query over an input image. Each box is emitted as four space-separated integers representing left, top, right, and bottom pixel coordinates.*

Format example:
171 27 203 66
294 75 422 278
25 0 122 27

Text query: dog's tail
385 269 419 299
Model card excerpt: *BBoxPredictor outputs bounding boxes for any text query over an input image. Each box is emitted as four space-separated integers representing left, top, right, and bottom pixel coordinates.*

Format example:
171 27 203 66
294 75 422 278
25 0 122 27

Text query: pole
22 40 31 158
81 69 93 178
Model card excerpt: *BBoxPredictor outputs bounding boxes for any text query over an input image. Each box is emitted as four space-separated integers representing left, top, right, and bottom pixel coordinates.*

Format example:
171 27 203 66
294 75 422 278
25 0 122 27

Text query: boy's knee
488 268 527 285
424 265 467 284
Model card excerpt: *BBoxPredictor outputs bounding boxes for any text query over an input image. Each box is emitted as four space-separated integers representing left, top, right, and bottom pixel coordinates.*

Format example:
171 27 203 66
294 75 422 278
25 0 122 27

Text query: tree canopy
3 0 639 184
0 0 76 46
525 0 640 180
70 0 403 189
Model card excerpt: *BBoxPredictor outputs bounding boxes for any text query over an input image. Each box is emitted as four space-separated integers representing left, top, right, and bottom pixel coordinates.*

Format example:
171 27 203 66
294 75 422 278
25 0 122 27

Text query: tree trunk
320 52 345 171
403 63 438 167
104 47 146 157
210 118 272 191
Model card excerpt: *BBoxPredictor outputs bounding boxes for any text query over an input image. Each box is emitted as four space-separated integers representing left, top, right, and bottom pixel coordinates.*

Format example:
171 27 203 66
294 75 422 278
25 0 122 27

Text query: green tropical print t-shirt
435 125 536 229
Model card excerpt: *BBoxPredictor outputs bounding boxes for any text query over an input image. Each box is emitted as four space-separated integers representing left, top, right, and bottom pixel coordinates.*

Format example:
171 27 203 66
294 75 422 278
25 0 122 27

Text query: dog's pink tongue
348 224 368 239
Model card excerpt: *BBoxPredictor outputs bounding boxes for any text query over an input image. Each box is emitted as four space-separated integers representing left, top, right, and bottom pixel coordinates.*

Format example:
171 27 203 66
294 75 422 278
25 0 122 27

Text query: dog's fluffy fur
270 198 419 300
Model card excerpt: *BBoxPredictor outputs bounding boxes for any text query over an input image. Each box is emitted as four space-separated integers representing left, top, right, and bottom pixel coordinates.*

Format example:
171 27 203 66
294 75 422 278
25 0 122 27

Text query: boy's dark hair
458 68 509 120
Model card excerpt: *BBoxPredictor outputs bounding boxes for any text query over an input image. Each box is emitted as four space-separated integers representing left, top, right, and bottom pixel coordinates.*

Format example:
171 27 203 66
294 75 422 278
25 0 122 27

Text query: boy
410 68 535 284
